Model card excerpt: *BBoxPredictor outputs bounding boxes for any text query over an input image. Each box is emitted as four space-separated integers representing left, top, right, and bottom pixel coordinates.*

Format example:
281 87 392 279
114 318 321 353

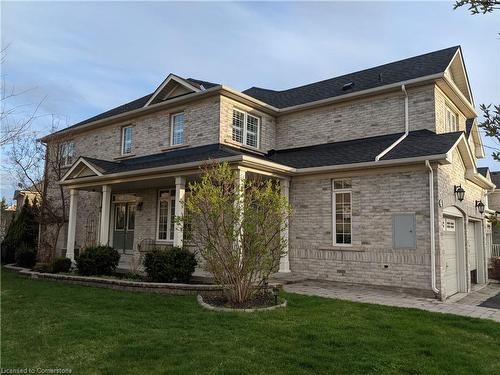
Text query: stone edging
4 264 223 296
197 294 287 312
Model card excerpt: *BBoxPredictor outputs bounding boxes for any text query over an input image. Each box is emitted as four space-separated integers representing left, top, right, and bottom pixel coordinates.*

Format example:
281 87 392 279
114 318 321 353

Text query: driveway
284 280 500 323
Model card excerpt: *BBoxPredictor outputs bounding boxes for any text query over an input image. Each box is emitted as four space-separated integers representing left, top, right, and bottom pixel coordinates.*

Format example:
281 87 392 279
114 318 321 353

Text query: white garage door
444 217 458 296
468 221 477 271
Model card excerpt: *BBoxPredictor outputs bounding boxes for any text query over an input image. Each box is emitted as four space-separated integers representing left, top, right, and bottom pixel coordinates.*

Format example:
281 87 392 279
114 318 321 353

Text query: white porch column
66 189 78 261
235 168 246 262
173 177 186 248
279 179 291 273
99 185 112 246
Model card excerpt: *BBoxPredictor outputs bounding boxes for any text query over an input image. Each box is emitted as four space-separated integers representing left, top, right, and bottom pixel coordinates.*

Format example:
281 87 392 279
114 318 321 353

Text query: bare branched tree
0 46 46 147
6 118 72 262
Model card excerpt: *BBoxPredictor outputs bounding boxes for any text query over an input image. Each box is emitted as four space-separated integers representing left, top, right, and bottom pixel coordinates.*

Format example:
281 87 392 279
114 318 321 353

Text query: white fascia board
441 76 477 117
445 48 474 106
293 154 450 175
144 74 201 107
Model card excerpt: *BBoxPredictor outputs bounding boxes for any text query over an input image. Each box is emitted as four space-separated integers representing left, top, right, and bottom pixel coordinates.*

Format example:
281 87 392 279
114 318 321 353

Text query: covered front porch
60 150 293 273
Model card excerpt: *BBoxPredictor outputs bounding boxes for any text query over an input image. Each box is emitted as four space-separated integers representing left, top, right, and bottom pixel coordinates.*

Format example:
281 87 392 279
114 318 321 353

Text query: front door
113 202 135 254
443 217 459 296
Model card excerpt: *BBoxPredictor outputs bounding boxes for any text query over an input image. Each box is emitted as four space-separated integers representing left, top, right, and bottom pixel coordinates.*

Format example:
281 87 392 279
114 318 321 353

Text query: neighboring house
487 171 500 257
13 187 41 212
40 46 495 300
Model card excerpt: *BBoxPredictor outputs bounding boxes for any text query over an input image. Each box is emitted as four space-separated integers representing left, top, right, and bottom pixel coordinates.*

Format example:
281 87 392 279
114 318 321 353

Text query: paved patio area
284 280 500 323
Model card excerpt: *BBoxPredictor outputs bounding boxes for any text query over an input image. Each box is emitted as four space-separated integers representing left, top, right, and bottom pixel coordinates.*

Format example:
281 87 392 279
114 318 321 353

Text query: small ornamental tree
180 162 291 305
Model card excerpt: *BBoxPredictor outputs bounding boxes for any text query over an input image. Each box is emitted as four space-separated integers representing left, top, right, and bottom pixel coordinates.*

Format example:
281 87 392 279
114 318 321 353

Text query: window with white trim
232 109 260 148
332 179 352 245
61 141 75 166
121 126 133 155
445 106 458 132
171 112 184 146
157 189 176 241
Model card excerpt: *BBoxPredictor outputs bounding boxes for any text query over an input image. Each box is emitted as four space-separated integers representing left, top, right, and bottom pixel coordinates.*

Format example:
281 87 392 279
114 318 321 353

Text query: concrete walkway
284 280 500 323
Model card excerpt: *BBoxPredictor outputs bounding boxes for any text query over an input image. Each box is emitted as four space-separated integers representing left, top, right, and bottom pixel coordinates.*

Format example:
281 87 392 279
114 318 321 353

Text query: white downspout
426 160 439 295
375 84 409 161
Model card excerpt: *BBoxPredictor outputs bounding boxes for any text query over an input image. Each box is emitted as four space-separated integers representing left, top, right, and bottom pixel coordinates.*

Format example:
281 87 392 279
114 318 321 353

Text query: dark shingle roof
51 77 219 137
83 144 251 175
243 46 459 108
466 118 474 136
266 130 461 168
490 171 500 187
79 130 462 176
477 167 489 177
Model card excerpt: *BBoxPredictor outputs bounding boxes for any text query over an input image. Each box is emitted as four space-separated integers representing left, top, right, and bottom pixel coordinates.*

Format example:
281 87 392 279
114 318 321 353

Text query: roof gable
61 158 104 181
145 74 202 106
444 48 473 104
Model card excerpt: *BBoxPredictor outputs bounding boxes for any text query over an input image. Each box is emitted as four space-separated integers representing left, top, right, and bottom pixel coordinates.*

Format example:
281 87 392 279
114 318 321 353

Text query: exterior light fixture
454 185 465 202
475 200 485 214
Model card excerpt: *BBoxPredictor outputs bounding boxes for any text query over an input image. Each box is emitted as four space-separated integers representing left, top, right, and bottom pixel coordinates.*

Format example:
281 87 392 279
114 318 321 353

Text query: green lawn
1 270 499 375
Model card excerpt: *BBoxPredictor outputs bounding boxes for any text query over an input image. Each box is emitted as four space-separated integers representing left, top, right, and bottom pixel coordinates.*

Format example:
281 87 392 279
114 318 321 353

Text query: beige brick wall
434 86 467 134
219 95 276 152
288 166 433 292
275 85 436 150
69 96 220 161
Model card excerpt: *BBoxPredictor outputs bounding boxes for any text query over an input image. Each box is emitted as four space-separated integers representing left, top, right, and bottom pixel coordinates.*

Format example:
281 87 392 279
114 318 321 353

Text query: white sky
1 1 499 201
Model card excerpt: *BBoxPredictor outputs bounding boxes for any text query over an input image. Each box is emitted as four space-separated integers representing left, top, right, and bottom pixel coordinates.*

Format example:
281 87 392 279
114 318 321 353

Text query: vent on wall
342 82 354 91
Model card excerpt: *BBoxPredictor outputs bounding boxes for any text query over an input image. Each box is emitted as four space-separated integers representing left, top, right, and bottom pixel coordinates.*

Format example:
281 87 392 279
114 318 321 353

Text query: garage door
444 217 458 296
468 221 477 271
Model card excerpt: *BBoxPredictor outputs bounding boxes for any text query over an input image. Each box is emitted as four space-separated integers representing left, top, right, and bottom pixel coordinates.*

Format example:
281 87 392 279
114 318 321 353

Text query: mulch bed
202 292 280 309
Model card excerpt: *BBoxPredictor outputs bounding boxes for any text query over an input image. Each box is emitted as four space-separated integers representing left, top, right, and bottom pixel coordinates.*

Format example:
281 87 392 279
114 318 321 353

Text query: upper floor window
61 141 75 167
121 126 133 155
332 179 352 245
171 112 184 146
445 106 458 132
232 109 260 148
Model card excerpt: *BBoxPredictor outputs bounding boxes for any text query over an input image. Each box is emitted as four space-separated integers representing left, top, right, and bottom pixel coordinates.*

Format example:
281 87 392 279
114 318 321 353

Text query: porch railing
492 244 500 258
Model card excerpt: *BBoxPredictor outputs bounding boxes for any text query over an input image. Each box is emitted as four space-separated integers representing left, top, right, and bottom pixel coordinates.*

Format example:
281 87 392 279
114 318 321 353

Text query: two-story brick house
41 46 495 300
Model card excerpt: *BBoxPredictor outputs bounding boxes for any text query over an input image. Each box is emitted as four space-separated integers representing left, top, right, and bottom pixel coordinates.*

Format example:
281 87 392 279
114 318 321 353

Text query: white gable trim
61 157 103 182
445 48 473 105
144 74 201 107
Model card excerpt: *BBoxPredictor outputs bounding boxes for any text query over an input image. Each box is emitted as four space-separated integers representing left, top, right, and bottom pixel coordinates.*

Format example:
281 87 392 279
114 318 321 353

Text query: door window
115 204 126 230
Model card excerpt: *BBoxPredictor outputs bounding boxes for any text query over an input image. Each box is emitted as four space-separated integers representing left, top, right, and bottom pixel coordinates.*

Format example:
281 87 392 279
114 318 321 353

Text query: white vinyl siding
232 109 260 148
332 179 352 245
171 112 184 146
121 126 133 155
61 141 75 166
445 106 458 132
157 189 175 242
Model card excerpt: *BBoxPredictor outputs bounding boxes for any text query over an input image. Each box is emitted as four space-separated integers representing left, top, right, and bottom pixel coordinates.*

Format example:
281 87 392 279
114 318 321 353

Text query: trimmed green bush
75 246 120 276
33 262 52 273
52 257 72 273
144 247 197 283
15 244 37 268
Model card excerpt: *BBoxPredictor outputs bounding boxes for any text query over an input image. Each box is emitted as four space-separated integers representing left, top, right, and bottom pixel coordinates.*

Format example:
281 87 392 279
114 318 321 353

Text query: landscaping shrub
75 246 120 276
144 247 197 283
52 257 72 273
33 262 52 273
1 197 39 264
15 244 37 268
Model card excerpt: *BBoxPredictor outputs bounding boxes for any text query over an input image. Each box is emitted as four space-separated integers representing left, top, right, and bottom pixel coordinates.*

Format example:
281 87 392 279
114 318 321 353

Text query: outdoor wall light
475 200 485 214
454 185 465 202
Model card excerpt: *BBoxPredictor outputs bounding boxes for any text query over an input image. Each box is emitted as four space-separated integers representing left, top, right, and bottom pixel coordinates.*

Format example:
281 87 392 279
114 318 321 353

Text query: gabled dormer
144 74 205 106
